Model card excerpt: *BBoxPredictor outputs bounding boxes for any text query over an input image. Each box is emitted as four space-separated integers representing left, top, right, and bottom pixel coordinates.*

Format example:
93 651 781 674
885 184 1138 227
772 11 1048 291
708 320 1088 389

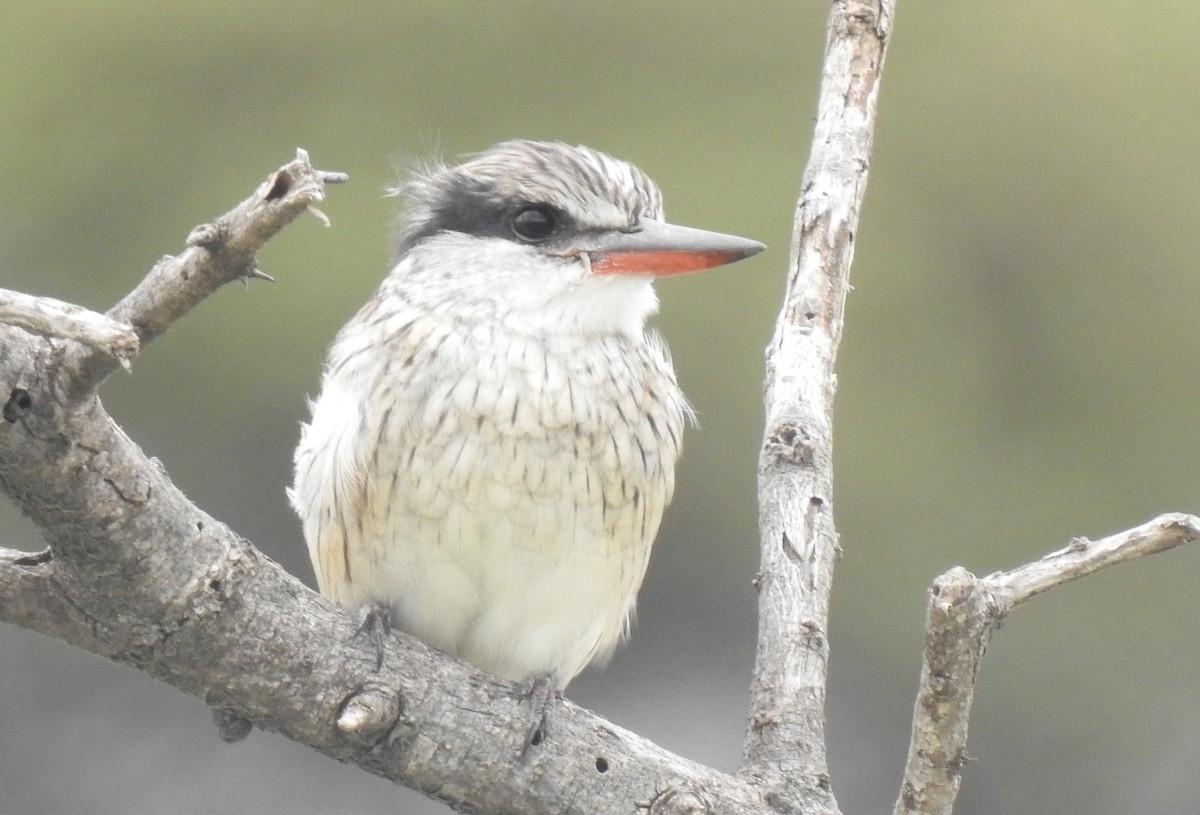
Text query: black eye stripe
400 179 581 250
391 141 665 260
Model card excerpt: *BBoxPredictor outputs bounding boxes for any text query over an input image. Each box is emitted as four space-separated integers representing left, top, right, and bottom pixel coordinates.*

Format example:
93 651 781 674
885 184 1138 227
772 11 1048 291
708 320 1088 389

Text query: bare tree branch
986 512 1200 609
894 567 993 815
62 148 346 397
0 290 139 366
894 513 1200 815
745 1 895 810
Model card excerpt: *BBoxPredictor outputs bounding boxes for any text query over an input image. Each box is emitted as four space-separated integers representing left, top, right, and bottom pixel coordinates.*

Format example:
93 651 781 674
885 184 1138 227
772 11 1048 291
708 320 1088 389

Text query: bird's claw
518 673 558 756
354 602 392 671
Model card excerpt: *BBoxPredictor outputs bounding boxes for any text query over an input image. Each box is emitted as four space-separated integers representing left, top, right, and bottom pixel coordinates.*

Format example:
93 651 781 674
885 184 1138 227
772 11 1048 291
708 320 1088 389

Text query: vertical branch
893 569 995 815
742 0 895 806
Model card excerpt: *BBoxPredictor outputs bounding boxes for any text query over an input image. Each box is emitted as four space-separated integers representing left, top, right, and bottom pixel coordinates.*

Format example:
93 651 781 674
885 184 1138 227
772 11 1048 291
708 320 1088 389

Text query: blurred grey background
2 2 1198 813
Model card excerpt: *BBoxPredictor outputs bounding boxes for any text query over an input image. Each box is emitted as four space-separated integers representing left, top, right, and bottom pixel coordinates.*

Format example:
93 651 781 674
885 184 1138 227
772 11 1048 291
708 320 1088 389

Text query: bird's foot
353 602 392 671
518 673 559 756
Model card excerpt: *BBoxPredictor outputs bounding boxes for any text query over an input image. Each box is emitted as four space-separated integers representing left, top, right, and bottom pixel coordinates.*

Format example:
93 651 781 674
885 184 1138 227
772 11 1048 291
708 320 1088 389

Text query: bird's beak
571 219 765 277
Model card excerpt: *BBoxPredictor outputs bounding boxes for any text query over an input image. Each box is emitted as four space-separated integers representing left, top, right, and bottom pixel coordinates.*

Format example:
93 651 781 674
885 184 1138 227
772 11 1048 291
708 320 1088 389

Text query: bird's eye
510 205 558 242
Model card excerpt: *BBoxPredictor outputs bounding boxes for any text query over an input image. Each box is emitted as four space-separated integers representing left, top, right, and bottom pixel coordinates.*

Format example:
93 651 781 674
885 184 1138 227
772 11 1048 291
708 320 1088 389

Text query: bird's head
387 140 764 338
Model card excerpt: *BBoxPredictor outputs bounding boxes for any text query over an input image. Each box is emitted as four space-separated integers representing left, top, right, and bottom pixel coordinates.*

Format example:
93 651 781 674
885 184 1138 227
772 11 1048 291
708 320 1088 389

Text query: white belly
291 310 687 687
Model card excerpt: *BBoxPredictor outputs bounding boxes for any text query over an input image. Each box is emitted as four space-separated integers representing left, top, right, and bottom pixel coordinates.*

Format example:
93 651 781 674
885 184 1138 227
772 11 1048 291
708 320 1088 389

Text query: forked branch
895 513 1200 815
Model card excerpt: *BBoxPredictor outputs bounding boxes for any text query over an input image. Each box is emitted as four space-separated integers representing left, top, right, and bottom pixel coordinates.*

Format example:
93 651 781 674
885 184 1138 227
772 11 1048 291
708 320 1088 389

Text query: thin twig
986 512 1200 609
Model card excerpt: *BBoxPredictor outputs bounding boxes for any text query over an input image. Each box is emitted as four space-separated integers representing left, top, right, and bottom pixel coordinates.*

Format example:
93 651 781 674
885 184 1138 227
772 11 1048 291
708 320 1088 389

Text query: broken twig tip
237 268 274 288
306 205 332 228
246 267 276 284
293 148 347 184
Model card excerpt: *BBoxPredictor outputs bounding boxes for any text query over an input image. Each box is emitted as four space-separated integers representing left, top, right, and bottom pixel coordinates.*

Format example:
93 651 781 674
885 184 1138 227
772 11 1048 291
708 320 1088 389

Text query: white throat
383 234 660 340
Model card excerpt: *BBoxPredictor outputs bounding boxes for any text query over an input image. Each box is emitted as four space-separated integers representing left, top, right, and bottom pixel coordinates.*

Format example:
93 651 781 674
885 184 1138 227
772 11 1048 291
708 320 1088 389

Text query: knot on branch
186 221 226 249
797 619 827 655
764 420 815 468
336 682 403 748
646 786 714 815
212 708 254 743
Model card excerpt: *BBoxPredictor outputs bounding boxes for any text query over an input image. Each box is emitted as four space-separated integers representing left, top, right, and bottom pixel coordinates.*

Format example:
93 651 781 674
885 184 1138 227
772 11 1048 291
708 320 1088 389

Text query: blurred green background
2 2 1198 813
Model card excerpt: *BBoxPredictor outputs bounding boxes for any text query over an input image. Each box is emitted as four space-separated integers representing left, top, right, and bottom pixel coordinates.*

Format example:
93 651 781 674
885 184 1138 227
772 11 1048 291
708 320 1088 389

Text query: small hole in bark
595 756 609 773
4 388 32 423
265 169 293 201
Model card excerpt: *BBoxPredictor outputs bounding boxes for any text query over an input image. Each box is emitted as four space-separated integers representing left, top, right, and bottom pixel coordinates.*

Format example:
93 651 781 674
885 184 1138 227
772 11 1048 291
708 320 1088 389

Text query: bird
290 140 763 716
